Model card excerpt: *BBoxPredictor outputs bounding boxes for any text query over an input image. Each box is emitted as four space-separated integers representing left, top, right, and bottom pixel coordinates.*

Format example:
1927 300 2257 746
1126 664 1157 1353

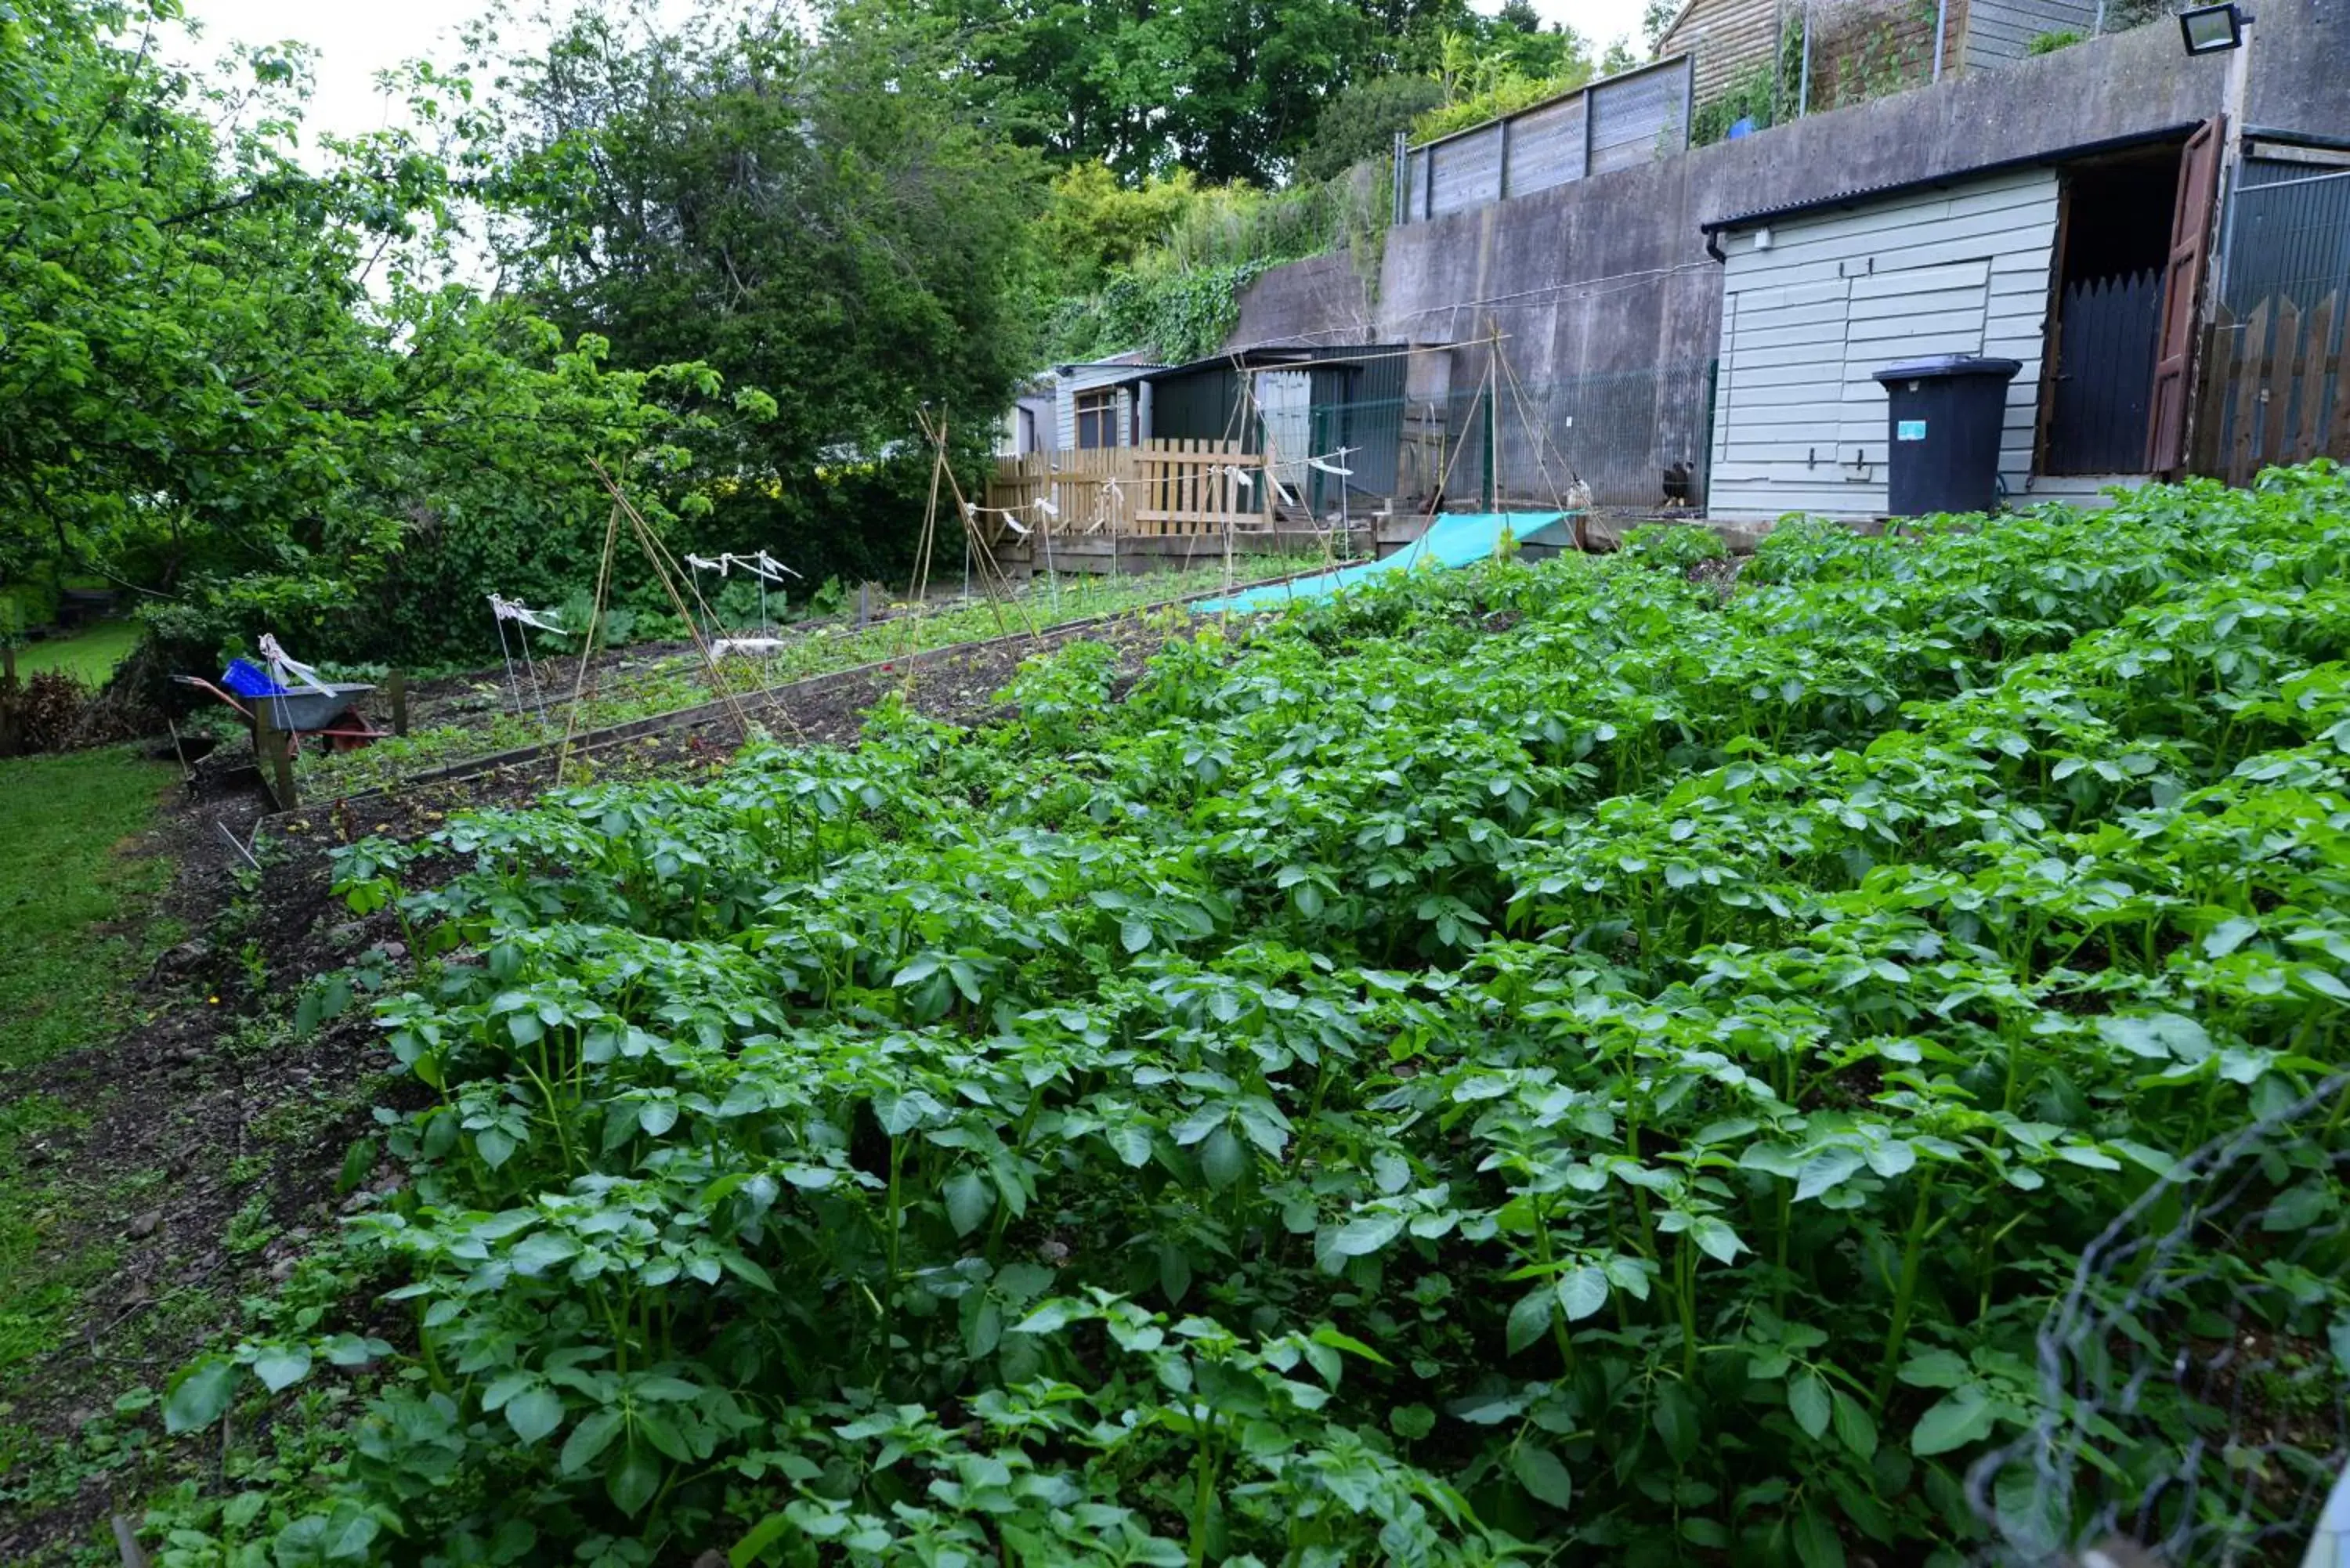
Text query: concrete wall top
2247 0 2350 139
1228 253 1378 350
1350 16 2247 389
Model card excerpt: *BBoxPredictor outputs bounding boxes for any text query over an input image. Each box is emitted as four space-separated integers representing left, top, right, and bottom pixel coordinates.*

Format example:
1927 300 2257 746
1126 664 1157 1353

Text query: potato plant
164 468 2350 1566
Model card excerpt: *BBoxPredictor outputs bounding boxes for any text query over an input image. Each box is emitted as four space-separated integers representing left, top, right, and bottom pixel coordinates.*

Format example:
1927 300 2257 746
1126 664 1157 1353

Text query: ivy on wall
1047 162 1390 365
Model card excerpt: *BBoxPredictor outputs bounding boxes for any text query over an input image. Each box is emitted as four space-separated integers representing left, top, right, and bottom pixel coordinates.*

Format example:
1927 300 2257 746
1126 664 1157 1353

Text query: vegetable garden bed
295 561 1315 802
156 471 2350 1566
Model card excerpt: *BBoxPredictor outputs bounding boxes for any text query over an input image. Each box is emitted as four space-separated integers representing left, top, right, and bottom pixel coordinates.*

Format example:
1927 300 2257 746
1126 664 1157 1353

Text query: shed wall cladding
1961 0 2098 69
1708 167 2059 518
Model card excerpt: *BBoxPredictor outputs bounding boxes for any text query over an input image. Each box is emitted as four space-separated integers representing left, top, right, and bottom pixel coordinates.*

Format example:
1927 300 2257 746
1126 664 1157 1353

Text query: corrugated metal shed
2224 160 2350 310
1707 167 2063 518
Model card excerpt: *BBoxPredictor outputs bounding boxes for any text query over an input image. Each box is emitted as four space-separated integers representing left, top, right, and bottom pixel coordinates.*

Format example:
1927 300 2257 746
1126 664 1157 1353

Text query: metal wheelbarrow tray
173 676 386 747
244 683 377 731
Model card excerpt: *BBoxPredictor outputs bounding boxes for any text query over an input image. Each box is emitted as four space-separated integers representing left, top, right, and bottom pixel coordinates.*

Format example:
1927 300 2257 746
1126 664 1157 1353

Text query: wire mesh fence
1302 357 1718 517
1966 1075 2350 1566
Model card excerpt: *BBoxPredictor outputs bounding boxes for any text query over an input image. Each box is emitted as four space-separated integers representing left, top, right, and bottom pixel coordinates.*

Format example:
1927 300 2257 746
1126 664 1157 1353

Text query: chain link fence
1966 1075 2350 1566
1296 358 1718 518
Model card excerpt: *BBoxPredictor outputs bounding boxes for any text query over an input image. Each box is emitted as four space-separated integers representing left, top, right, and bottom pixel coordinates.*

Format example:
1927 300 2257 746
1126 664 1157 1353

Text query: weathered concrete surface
1231 2 2349 418
2247 0 2350 134
1229 253 1380 348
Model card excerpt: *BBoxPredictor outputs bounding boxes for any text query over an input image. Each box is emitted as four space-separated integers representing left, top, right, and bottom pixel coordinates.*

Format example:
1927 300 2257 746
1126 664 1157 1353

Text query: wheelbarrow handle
172 674 255 725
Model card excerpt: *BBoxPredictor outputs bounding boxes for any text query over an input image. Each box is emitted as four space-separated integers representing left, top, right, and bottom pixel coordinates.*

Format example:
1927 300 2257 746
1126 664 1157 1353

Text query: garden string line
488 594 570 731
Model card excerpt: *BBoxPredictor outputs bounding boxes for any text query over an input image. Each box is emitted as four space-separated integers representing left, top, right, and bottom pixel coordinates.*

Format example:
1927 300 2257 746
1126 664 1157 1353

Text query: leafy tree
475 0 1042 586
1643 0 1684 49
0 0 731 668
1296 72 1444 181
925 0 1383 182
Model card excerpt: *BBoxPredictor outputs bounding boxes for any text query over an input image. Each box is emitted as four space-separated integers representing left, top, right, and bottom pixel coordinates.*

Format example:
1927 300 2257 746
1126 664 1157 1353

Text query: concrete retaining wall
1227 2 2350 510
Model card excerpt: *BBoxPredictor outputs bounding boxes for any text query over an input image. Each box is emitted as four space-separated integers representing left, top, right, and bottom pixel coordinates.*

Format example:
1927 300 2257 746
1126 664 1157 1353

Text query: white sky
175 0 1653 147
172 2 491 143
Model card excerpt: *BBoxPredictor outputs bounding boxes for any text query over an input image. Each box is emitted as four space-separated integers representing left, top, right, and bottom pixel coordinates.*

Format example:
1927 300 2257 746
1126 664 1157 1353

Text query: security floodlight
2178 2 2250 54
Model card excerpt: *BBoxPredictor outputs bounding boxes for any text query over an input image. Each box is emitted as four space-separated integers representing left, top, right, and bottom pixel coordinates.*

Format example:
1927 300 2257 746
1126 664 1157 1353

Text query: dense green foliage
1020 5 1609 363
1042 170 1387 363
474 1 1039 593
0 0 733 671
1294 74 1446 182
0 0 1644 670
0 0 1048 670
148 472 2350 1563
927 0 1388 182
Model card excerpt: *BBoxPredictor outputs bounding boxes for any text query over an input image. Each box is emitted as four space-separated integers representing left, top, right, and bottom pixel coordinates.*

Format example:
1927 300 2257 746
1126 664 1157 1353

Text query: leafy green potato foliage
165 468 2350 1566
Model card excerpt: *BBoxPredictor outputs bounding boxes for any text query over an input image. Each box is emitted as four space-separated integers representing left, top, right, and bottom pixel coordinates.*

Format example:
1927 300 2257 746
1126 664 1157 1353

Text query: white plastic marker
255 633 339 733
487 595 569 634
1309 447 1356 533
255 634 337 699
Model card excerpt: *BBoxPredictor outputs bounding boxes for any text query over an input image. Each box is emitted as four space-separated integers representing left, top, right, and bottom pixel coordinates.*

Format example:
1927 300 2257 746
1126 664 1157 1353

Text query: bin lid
1871 354 2023 385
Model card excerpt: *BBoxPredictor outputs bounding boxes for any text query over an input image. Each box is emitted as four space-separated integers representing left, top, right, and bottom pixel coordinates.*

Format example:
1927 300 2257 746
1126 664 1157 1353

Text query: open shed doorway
2038 146 2183 475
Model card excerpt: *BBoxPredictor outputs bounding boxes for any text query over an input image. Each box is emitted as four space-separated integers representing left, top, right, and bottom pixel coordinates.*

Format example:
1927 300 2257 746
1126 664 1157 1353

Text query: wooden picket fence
987 440 1271 539
2195 291 2350 483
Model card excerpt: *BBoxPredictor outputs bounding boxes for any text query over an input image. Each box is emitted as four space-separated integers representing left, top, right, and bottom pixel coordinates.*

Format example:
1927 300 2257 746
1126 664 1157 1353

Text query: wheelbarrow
174 658 388 755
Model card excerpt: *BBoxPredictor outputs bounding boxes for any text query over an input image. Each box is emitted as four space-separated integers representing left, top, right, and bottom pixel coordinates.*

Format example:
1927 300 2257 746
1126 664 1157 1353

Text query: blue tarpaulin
1191 511 1571 615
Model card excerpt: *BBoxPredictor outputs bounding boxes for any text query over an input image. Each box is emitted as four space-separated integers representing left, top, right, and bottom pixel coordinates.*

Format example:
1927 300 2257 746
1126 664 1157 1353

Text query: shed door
2149 117 2222 475
1255 371 1312 510
1840 260 1991 470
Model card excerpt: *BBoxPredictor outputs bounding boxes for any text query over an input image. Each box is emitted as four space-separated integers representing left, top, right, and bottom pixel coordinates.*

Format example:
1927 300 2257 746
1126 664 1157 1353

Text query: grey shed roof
1701 123 2201 234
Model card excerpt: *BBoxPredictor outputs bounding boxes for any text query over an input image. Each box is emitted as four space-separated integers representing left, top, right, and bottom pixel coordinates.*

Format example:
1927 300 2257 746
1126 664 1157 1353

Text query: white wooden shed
1701 127 2218 521
1049 352 1163 453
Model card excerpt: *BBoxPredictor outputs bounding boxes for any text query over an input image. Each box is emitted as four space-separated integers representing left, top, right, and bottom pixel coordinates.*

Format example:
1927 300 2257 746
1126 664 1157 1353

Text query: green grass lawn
0 745 175 1381
12 620 141 685
0 745 176 1075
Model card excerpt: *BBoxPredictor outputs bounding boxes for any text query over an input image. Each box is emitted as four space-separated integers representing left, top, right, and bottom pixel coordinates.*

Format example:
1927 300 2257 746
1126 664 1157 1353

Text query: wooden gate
985 441 1271 538
1135 439 1271 534
2046 269 2162 475
2193 291 2350 482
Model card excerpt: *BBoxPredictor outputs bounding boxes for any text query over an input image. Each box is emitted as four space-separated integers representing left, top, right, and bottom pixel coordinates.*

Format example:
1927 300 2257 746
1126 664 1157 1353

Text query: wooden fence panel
2298 294 2336 458
987 440 1270 540
2265 298 2302 466
1135 439 1269 534
985 448 1137 536
2196 291 2350 481
2230 298 2270 486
